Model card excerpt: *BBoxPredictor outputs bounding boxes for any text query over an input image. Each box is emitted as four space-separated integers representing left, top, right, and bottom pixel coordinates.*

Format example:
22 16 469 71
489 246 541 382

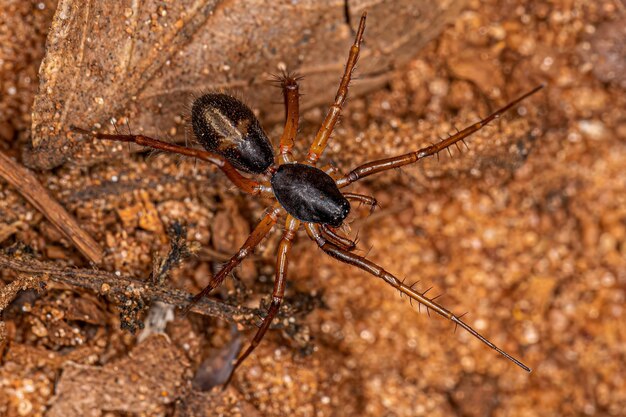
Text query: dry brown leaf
29 0 465 169
47 334 188 417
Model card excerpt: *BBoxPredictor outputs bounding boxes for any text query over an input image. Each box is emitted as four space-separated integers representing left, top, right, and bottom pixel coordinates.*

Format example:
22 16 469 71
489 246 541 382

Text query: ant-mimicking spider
73 12 542 386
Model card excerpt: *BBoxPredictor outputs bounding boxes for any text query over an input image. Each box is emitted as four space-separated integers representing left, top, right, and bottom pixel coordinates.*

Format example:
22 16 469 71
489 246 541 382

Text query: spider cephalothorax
75 12 542 386
271 163 351 227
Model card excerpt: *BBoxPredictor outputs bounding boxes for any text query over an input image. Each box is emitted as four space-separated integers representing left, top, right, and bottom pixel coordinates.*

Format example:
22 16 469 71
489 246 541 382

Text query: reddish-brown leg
305 12 366 165
71 127 271 196
278 74 301 164
224 215 301 387
320 224 357 251
335 85 544 188
343 192 378 213
321 164 340 175
182 206 282 316
318 193 377 251
304 223 531 372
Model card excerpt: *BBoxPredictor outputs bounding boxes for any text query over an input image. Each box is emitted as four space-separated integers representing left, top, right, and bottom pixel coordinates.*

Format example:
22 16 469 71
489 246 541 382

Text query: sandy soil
1 0 625 416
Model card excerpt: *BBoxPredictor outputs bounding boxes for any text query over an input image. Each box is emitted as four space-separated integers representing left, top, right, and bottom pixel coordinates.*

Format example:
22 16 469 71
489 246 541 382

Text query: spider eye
191 94 274 173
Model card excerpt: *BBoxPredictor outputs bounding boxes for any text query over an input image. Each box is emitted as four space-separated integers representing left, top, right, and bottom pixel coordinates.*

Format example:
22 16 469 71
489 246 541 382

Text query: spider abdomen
271 163 350 227
191 94 274 173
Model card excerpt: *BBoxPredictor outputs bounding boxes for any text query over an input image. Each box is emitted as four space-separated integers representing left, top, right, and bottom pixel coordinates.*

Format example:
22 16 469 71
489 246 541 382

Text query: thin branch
0 150 103 263
0 253 290 329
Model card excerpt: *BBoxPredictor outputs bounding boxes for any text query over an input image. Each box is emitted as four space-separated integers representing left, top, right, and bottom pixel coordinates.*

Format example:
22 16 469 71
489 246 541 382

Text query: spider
74 12 542 386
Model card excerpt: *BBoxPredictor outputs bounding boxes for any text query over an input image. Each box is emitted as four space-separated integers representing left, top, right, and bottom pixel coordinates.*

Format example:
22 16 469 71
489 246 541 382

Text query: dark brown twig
0 253 289 329
0 150 103 263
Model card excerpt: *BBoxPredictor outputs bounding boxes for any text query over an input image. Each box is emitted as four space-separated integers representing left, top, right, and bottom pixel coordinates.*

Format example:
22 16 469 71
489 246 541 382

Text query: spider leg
343 192 378 214
278 74 300 164
182 206 282 316
321 163 340 177
224 215 301 387
304 223 531 372
335 85 544 188
305 12 366 165
70 127 271 196
320 224 357 251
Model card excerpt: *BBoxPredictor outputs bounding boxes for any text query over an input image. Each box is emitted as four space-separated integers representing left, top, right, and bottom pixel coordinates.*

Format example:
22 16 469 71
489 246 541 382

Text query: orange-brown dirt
1 1 625 416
